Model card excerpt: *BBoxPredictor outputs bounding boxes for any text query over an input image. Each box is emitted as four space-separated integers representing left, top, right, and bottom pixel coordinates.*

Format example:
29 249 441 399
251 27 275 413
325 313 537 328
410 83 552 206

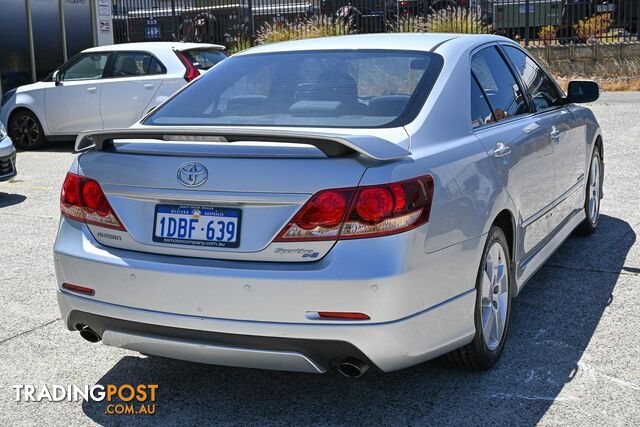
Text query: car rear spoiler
74 128 411 161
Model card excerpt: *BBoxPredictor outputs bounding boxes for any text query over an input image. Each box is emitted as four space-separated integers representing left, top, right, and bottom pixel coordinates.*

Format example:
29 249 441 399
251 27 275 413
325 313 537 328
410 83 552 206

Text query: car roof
84 41 225 54
235 33 509 56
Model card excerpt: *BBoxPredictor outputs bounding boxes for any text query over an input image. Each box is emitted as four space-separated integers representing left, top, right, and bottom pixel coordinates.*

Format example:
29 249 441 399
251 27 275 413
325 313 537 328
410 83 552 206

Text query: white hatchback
0 42 226 149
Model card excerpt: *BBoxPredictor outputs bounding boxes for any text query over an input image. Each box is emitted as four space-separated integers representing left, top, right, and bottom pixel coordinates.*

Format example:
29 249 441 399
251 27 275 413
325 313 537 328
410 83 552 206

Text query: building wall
0 0 94 95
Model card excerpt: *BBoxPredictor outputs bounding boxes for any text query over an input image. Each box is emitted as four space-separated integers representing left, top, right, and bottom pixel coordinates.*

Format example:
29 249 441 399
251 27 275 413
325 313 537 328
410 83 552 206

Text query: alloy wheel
480 242 509 351
588 155 601 225
12 114 40 148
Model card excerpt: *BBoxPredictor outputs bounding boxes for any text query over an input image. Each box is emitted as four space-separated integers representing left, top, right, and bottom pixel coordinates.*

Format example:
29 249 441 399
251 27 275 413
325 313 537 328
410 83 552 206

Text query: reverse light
275 175 433 242
60 172 125 231
174 50 200 82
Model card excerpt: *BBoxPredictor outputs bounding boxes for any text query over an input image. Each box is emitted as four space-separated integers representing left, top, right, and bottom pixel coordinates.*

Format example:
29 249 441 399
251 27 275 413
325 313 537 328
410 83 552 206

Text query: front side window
502 46 563 112
111 52 165 77
62 53 109 81
144 50 443 128
471 47 529 122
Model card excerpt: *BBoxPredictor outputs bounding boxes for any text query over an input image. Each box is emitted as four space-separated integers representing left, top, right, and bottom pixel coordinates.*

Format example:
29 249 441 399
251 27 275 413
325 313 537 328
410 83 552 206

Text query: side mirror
53 70 62 86
565 80 599 104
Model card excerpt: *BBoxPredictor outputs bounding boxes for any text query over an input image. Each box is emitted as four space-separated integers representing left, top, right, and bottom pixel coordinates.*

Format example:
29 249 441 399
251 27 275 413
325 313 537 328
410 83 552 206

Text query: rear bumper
58 290 475 373
54 217 481 372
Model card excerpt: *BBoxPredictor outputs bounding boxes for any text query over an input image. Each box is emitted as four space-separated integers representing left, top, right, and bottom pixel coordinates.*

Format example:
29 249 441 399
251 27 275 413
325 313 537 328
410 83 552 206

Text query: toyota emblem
177 162 208 187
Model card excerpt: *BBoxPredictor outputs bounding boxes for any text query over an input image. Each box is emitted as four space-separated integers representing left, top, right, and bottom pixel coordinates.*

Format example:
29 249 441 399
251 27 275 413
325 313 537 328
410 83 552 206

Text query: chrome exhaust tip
78 325 101 343
337 358 369 378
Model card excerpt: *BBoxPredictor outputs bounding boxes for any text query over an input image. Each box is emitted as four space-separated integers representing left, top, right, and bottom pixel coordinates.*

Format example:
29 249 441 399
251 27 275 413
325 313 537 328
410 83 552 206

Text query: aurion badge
177 162 208 187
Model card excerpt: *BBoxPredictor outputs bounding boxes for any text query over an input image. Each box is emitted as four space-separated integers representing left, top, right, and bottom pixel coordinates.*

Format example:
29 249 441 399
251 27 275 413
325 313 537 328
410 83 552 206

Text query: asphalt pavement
0 92 639 426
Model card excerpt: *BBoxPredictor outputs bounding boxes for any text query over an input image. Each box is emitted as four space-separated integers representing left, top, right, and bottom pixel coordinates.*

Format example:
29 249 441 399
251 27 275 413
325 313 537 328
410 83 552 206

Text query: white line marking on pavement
578 361 640 391
491 392 576 402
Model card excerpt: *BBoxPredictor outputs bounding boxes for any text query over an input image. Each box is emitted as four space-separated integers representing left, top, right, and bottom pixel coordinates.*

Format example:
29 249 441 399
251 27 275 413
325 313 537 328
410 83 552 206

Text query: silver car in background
54 34 603 377
0 122 17 181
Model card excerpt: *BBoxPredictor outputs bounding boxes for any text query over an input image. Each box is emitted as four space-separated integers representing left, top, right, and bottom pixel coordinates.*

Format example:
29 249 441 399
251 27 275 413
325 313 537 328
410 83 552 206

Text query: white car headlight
0 122 7 140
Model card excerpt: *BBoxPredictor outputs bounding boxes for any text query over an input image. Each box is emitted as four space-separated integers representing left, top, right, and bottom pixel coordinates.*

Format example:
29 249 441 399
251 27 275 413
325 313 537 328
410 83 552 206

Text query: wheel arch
8 106 46 133
7 106 48 149
594 134 603 160
5 87 49 135
491 209 518 296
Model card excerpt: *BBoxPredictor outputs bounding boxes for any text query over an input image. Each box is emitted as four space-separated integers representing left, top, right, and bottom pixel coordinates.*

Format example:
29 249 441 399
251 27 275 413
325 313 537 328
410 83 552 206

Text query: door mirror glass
566 80 599 104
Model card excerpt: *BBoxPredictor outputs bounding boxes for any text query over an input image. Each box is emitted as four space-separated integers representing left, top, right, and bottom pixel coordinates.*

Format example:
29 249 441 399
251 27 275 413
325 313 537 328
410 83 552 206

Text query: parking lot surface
1 92 639 426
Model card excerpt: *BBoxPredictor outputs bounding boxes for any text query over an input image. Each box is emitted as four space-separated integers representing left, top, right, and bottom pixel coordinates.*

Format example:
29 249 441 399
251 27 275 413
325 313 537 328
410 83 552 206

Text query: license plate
153 205 241 248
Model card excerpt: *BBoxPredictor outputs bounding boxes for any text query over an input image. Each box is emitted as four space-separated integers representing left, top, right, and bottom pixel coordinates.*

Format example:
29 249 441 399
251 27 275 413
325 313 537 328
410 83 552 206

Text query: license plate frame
152 204 242 248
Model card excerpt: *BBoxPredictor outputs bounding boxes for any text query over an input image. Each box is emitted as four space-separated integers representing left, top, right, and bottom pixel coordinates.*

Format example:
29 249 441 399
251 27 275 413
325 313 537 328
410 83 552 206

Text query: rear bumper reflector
62 283 95 296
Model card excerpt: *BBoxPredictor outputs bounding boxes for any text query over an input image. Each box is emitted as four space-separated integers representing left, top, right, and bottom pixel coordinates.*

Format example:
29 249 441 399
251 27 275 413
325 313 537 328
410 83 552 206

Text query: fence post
171 0 178 40
637 0 640 41
524 0 530 46
247 0 255 43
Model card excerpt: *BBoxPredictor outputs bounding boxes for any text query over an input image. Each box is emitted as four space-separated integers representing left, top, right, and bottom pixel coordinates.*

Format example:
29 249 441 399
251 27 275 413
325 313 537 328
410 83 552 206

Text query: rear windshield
181 48 227 70
144 50 443 128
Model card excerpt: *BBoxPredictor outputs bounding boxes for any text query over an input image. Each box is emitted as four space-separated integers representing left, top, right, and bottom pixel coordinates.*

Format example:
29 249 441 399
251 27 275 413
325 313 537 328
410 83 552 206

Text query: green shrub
388 7 490 34
256 15 355 45
426 7 491 34
387 15 429 33
538 25 557 44
225 31 252 55
573 13 614 42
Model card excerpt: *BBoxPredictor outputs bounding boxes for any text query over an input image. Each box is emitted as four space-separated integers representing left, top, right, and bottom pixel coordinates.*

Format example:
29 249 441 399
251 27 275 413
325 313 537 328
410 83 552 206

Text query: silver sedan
54 34 603 377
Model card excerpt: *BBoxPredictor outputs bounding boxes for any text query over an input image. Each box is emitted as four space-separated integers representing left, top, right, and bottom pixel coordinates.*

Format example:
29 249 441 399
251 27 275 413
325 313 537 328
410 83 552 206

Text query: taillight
275 175 433 242
174 50 200 82
276 188 355 241
60 172 125 231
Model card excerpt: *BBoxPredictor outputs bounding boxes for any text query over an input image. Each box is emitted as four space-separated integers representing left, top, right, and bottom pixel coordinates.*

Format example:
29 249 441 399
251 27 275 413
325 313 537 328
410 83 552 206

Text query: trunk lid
75 127 410 262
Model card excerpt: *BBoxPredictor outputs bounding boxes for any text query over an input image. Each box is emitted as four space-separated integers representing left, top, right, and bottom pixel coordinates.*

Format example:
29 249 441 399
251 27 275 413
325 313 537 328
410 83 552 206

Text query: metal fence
112 0 640 50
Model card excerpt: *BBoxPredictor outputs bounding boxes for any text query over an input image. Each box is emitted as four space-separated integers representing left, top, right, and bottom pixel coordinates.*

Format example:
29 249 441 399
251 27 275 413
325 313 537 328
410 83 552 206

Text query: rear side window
111 52 165 77
502 46 563 112
471 75 494 128
181 48 227 70
471 47 529 121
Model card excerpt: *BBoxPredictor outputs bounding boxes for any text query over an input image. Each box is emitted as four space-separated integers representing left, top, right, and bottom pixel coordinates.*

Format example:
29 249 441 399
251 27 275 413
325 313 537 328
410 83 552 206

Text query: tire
446 226 513 370
9 109 47 150
577 148 602 235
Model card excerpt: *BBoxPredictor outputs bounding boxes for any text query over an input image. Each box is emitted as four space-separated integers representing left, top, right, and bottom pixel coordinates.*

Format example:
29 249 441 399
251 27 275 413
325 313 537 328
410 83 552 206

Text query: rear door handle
550 127 561 144
144 84 154 89
86 87 97 93
494 142 511 158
